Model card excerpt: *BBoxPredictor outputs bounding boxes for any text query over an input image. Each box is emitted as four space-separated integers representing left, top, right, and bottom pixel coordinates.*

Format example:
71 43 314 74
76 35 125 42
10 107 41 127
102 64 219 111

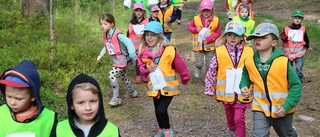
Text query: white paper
123 0 131 9
148 0 158 5
132 24 145 36
6 132 35 137
226 68 243 94
150 67 167 90
106 43 116 55
232 0 238 8
198 28 210 42
288 29 303 42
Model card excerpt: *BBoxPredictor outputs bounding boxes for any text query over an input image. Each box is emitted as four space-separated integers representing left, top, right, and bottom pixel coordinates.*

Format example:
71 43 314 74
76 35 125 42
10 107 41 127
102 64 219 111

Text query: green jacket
240 47 302 113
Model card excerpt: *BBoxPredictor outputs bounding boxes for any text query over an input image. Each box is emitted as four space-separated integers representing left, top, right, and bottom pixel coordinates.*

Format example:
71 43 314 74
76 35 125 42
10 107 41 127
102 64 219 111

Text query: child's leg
194 51 204 77
135 60 141 83
252 112 271 137
204 51 214 74
223 103 236 132
270 113 297 137
118 68 135 92
295 57 304 79
109 67 122 98
164 32 172 41
176 7 182 20
233 103 249 137
153 95 173 129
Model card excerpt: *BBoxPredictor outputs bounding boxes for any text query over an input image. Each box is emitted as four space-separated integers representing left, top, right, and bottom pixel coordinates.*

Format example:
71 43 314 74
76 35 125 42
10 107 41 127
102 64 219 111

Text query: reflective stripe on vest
245 56 295 118
158 6 174 33
191 15 219 51
147 46 180 96
0 105 55 137
104 29 128 68
128 19 149 50
283 26 306 61
56 119 119 137
215 45 254 103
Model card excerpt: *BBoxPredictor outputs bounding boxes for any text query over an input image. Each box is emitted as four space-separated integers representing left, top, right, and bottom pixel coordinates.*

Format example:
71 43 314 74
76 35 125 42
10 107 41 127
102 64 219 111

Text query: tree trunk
49 0 55 71
22 0 49 18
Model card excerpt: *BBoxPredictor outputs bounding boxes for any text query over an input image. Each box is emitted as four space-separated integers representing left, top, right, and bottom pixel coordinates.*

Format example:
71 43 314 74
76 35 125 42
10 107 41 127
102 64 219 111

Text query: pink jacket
138 45 190 84
187 14 222 43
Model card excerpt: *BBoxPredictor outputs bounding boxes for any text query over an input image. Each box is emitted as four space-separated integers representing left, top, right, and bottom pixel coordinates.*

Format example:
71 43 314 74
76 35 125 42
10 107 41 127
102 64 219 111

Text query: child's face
71 89 99 125
5 85 35 114
292 16 303 25
100 20 114 33
225 33 243 46
151 10 159 18
239 8 249 18
145 32 159 47
253 34 278 51
134 9 144 18
201 9 212 19
160 0 168 5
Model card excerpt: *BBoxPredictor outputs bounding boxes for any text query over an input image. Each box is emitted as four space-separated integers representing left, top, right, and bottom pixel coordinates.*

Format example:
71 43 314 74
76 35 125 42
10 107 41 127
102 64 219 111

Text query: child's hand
240 87 250 98
288 37 292 41
275 105 286 117
146 64 156 72
308 47 313 52
97 55 103 61
197 28 202 32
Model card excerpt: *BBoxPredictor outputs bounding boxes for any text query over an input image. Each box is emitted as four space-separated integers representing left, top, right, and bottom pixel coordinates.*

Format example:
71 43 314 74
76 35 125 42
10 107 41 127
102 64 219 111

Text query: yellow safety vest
191 15 219 51
232 16 255 37
245 56 295 118
215 45 254 103
158 6 174 33
146 46 180 96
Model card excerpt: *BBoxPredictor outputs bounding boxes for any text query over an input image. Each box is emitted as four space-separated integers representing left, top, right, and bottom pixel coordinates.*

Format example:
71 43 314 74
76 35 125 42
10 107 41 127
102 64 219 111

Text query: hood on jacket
66 73 108 137
0 60 43 119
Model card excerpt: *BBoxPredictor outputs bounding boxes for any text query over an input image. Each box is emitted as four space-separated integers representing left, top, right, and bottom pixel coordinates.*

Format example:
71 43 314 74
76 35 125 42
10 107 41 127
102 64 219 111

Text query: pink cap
133 2 144 10
200 0 213 11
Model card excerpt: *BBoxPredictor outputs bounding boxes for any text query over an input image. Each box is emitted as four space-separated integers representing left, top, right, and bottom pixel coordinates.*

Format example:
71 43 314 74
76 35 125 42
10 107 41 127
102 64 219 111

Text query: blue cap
224 21 245 36
143 21 163 34
0 75 29 88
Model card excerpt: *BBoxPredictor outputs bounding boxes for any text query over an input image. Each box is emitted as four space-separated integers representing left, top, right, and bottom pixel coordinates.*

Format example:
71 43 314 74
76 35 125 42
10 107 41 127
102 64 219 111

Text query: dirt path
114 0 320 136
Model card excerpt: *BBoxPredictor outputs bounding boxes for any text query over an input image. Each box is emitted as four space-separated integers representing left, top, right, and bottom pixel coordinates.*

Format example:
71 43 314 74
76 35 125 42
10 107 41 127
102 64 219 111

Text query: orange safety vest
283 26 306 61
245 56 295 118
144 46 180 96
104 29 128 68
191 15 219 52
158 6 174 33
128 19 149 51
215 45 254 103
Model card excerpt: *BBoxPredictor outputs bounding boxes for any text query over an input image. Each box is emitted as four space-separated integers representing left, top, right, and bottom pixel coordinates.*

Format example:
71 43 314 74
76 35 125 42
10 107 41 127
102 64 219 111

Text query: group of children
0 0 311 136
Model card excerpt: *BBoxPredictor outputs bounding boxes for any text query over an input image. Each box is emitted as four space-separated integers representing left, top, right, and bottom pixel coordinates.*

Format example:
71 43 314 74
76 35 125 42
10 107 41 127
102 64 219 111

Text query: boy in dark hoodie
56 74 120 137
0 60 58 137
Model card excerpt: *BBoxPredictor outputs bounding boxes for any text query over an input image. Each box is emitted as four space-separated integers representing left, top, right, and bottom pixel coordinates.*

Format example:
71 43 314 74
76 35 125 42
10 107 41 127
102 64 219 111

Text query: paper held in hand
133 24 145 36
288 29 303 42
150 67 167 90
198 28 210 42
226 68 243 94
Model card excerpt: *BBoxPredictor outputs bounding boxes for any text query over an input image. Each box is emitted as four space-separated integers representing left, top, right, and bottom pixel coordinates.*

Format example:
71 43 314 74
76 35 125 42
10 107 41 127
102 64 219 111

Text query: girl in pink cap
187 0 222 79
127 2 149 84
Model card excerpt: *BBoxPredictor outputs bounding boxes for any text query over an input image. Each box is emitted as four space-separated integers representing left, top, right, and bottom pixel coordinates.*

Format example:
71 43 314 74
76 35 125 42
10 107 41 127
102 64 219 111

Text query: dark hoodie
66 74 120 137
0 60 58 137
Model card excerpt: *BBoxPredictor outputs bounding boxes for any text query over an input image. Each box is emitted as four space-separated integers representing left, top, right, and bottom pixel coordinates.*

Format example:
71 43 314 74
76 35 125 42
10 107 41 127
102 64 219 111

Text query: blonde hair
72 82 99 96
138 32 165 56
215 33 246 47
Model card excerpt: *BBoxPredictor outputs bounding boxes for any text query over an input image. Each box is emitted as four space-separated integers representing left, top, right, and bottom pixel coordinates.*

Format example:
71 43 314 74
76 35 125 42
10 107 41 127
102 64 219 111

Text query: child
240 22 302 137
205 21 254 137
157 0 177 41
226 0 239 20
137 21 190 137
97 13 138 107
127 2 149 84
0 60 58 137
281 10 312 82
232 3 255 46
234 0 255 19
171 0 184 24
149 4 161 22
187 0 222 78
56 74 120 136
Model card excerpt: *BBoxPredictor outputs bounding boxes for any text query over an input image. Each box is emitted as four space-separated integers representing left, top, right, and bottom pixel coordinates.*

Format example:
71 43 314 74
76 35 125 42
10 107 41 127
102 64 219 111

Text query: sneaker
177 20 181 25
108 97 121 106
124 90 138 98
194 68 200 78
163 129 173 137
135 76 141 83
154 129 164 137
